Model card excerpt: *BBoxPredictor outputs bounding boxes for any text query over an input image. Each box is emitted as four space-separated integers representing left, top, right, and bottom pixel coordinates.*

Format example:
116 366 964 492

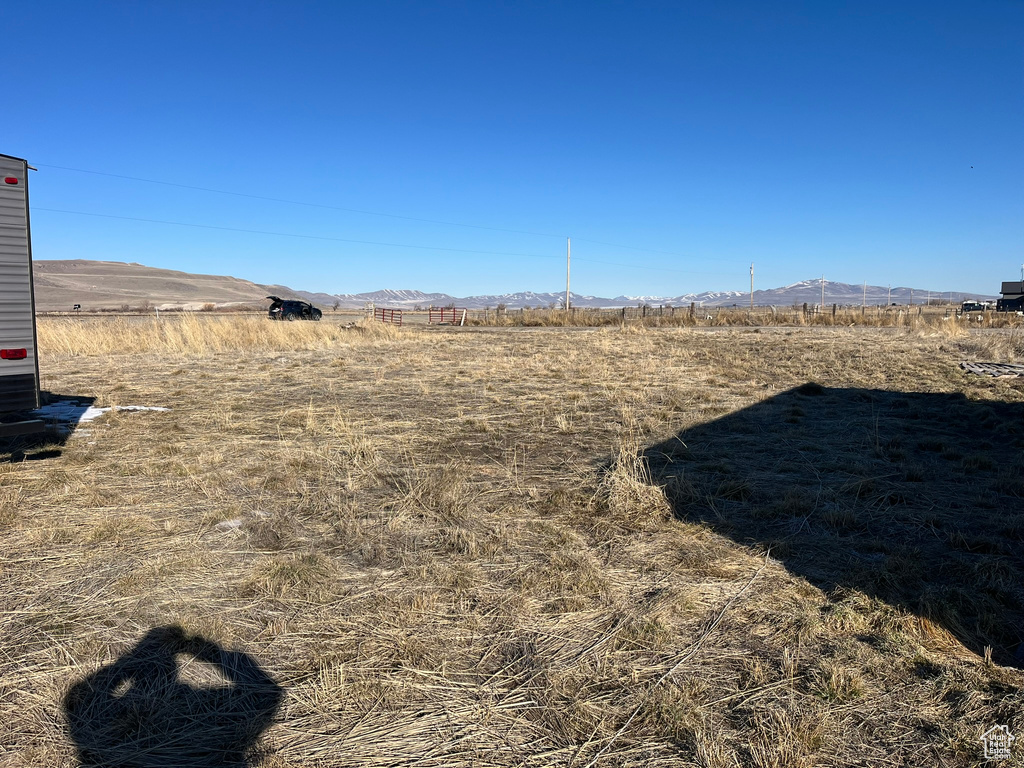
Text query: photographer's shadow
64 626 282 767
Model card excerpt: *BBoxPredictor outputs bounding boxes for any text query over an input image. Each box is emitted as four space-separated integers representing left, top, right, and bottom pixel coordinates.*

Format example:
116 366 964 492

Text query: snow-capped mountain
297 281 995 310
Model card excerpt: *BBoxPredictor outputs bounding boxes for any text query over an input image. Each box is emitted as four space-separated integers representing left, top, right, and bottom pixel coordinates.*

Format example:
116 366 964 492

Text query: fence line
374 307 403 326
428 307 468 325
450 303 1020 329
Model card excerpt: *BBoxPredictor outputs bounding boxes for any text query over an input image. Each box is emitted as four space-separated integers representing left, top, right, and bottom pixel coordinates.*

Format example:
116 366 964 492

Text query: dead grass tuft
595 438 673 529
242 553 336 600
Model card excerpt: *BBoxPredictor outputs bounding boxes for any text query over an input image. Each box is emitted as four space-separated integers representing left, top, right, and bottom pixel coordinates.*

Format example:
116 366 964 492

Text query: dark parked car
267 296 322 321
961 302 985 313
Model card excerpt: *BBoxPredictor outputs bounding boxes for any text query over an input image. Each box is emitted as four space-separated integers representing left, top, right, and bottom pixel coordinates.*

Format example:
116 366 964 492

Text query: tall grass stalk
37 316 405 357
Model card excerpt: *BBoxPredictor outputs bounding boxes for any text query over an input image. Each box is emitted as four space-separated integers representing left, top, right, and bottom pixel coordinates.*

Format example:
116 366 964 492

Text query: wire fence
39 302 1023 330
448 303 1024 328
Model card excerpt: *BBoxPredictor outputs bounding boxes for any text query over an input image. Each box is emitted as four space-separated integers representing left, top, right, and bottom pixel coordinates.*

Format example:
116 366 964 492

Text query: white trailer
0 153 42 436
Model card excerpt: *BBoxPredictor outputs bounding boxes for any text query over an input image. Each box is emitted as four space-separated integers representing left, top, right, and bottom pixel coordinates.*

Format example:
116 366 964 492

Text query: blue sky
7 1 1022 297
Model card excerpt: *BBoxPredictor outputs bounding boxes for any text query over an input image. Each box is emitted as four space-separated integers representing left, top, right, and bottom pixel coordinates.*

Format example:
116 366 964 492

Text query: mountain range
31 260 996 312
324 281 987 310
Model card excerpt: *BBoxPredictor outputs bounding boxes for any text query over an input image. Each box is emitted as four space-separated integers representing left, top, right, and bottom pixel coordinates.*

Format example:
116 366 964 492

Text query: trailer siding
0 154 40 412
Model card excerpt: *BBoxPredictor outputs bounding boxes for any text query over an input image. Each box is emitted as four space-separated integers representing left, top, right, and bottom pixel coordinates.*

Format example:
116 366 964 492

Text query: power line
34 207 554 258
572 236 701 259
36 162 711 261
36 165 561 240
34 207 719 276
573 254 717 276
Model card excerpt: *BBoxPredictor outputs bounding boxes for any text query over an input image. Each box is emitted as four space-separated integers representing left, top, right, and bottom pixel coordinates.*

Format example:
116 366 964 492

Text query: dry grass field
1 316 1022 767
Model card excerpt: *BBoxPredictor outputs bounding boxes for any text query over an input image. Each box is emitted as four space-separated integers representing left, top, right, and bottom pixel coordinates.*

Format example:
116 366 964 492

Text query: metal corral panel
0 153 40 412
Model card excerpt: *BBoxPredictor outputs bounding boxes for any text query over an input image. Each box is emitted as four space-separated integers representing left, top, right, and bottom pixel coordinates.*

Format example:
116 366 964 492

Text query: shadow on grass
0 393 97 463
641 384 1024 667
64 626 283 768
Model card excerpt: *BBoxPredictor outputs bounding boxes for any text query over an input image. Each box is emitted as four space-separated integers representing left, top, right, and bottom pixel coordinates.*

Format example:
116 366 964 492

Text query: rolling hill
31 260 301 312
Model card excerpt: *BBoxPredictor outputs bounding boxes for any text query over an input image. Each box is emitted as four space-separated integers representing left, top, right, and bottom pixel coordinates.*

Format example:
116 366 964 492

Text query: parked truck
959 300 993 314
0 153 42 437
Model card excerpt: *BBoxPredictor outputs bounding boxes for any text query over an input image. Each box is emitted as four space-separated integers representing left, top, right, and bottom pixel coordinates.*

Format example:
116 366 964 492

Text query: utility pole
820 275 825 311
565 237 571 312
888 284 891 305
910 288 913 306
862 281 866 307
750 263 754 310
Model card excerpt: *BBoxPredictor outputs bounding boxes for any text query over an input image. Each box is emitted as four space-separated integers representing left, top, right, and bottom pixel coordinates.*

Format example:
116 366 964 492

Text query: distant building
997 281 1023 312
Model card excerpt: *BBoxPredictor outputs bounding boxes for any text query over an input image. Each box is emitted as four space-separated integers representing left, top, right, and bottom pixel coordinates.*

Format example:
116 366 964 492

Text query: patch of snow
32 401 170 434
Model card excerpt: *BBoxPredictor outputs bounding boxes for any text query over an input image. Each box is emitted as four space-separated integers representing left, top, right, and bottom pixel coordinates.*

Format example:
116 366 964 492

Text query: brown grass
467 305 1024 330
1 316 1022 766
36 315 402 357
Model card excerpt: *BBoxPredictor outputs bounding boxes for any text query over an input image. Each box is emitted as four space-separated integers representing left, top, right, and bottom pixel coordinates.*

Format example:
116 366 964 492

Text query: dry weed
1 320 1020 766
